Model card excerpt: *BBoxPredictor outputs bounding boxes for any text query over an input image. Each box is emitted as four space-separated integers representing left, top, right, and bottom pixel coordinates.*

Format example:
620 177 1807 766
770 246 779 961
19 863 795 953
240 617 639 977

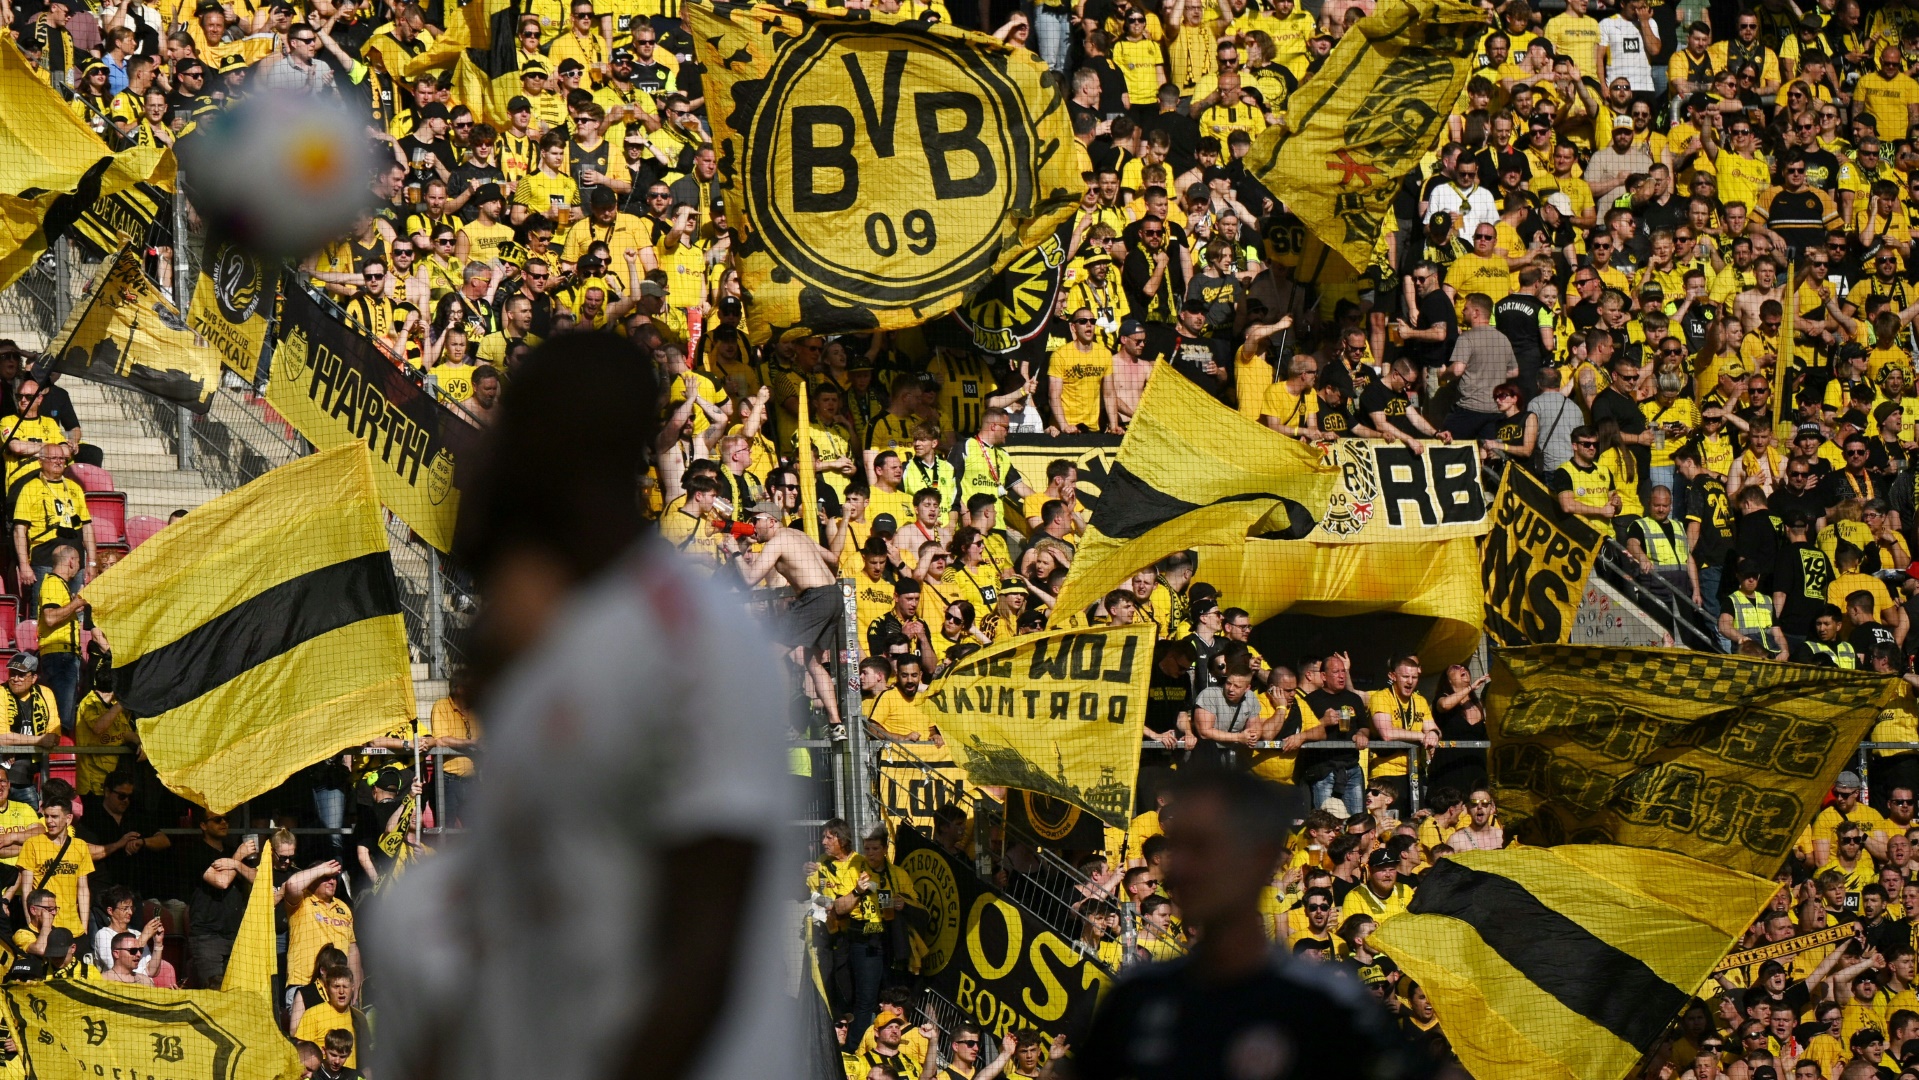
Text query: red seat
47 733 74 790
0 598 19 650
126 515 167 550
86 492 127 545
15 620 38 653
68 463 114 493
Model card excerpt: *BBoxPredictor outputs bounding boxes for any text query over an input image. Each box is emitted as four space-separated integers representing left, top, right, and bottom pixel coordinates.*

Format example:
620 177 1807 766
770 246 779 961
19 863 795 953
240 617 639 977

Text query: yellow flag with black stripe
1486 645 1904 876
689 1 1080 343
4 980 305 1080
1371 846 1776 1080
1049 366 1340 624
83 444 416 813
1242 0 1486 271
903 624 1151 830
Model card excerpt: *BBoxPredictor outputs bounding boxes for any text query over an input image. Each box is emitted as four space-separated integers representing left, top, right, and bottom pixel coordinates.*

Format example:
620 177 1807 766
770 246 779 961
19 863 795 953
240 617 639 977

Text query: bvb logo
900 847 960 975
427 448 456 506
1317 442 1378 537
746 25 1037 305
211 243 262 324
278 325 311 383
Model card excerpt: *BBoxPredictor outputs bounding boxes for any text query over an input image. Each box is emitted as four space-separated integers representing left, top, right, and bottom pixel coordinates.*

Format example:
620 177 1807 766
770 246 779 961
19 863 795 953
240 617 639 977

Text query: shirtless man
459 366 501 426
102 931 153 986
1109 324 1152 428
724 503 846 736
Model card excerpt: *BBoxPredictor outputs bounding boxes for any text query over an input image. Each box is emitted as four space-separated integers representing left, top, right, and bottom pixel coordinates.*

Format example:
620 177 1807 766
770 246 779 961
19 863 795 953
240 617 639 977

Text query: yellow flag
1194 534 1485 667
0 38 171 290
4 980 305 1080
688 2 1079 343
1049 366 1340 624
220 859 274 993
1242 0 1486 270
1481 463 1604 646
905 624 1151 830
402 0 501 79
50 244 224 410
1371 846 1776 1080
188 234 278 382
83 445 416 812
1486 645 1905 876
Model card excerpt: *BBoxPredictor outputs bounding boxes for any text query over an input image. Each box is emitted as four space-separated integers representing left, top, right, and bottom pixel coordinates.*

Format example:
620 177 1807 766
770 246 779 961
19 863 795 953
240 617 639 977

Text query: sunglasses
1843 836 1865 844
1305 902 1331 911
1071 317 1095 325
1470 799 1494 807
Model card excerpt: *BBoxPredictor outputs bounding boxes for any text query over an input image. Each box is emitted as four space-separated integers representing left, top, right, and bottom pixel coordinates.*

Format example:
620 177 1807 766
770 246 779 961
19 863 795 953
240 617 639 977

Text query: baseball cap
1190 596 1219 617
1795 423 1825 440
1544 192 1574 216
871 513 899 533
556 57 585 74
1118 316 1145 336
717 295 743 317
419 103 449 120
1840 408 1869 429
1182 296 1210 314
1836 770 1864 791
1367 848 1397 869
473 182 504 205
194 0 222 12
177 59 206 75
874 1007 908 1031
6 654 35 675
636 280 667 298
506 95 532 113
747 500 780 519
611 46 633 63
1638 281 1664 299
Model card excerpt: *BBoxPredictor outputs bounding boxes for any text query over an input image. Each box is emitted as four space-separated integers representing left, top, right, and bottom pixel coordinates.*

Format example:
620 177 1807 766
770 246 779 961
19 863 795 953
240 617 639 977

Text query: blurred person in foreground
1057 769 1416 1080
365 332 794 1080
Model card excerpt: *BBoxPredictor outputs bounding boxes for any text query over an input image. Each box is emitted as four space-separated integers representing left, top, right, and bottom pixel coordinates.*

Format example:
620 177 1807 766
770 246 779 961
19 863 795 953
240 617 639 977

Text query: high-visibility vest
1805 640 1859 669
955 436 1014 509
1730 591 1774 632
1640 518 1689 569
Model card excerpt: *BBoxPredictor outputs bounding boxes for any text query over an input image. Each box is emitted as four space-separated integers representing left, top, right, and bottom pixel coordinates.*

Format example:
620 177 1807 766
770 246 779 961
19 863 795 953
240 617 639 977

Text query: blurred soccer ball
178 91 375 259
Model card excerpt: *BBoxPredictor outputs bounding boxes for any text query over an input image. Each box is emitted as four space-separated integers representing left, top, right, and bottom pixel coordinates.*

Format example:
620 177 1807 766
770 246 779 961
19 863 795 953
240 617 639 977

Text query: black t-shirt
1731 508 1780 586
355 797 404 879
1358 380 1412 431
1403 290 1457 369
402 134 455 184
1492 292 1548 375
184 839 249 939
1142 110 1200 175
1773 541 1836 636
1071 951 1415 1080
1685 475 1736 566
1852 622 1898 656
76 796 160 896
1144 664 1192 736
1166 333 1230 401
1300 688 1366 773
447 163 506 221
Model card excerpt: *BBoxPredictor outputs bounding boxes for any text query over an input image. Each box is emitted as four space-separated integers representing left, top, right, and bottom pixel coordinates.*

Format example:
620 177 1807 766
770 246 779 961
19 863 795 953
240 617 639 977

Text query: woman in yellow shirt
1595 417 1645 518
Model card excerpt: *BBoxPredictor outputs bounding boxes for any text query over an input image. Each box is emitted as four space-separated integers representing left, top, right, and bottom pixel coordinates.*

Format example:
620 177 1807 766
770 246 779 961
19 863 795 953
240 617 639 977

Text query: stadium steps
62 380 227 520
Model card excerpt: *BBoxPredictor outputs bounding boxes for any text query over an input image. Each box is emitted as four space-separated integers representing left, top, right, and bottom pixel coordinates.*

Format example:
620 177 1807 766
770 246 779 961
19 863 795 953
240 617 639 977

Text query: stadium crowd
38 0 1919 1069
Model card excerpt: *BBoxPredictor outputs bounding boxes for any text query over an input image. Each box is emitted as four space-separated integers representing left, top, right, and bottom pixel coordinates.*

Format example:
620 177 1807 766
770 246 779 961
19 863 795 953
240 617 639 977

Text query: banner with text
1481 463 1604 647
1486 645 1904 877
3 980 304 1080
50 244 221 411
188 234 278 382
877 744 971 837
896 825 1108 1045
906 625 1151 831
268 282 479 552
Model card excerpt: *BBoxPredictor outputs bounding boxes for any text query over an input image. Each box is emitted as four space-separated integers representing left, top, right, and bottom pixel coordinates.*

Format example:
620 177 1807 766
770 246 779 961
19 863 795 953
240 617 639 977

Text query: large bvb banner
896 825 1108 1043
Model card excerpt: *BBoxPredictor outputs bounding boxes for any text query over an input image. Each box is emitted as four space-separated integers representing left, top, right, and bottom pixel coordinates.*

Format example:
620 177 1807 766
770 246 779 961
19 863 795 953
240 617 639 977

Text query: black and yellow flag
0 37 172 290
84 444 415 812
188 233 278 383
4 980 305 1080
1049 367 1339 623
1481 463 1604 647
1243 0 1485 271
689 2 1080 343
1371 846 1776 1080
1486 645 1904 876
50 244 223 411
906 624 1151 830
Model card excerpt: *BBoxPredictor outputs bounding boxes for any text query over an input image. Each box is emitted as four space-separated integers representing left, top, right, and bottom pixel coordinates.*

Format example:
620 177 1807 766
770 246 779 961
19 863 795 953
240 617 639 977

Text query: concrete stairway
62 379 227 519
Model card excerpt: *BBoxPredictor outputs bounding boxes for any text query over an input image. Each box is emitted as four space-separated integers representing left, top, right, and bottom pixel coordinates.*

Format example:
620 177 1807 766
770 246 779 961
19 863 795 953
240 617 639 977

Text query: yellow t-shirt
36 573 79 655
1260 381 1318 432
286 894 356 989
1363 688 1432 779
292 1000 360 1068
19 830 93 937
72 692 130 797
865 688 924 739
1049 342 1114 429
3 417 67 490
427 697 479 779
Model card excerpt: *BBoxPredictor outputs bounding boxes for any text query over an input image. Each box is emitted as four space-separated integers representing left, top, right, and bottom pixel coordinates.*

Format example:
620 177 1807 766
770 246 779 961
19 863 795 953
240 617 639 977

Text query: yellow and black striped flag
1371 846 1777 1080
84 444 415 812
1047 367 1340 623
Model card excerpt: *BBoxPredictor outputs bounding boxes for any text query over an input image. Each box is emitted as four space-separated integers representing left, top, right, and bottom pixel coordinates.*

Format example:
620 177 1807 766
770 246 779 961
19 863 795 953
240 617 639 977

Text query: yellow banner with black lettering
50 244 222 411
188 234 278 383
267 278 480 552
1481 463 1604 647
2 980 305 1080
688 2 1080 343
1485 645 1906 877
1242 0 1486 272
906 625 1150 831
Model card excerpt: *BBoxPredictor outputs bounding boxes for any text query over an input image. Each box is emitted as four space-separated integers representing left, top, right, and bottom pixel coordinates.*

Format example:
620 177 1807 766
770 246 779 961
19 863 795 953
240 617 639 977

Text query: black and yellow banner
1049 367 1339 622
895 825 1108 1045
50 244 221 411
877 744 971 836
69 182 165 259
952 221 1073 355
909 625 1151 830
3 979 305 1080
1714 922 1858 974
189 235 278 383
1371 846 1776 1080
1486 645 1905 876
84 445 415 812
1243 0 1486 272
689 2 1080 343
268 281 478 552
1481 464 1604 647
1306 438 1488 543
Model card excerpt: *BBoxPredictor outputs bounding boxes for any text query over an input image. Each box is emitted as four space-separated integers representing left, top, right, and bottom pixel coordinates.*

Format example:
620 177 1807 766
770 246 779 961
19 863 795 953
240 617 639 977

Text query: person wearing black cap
402 102 456 191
